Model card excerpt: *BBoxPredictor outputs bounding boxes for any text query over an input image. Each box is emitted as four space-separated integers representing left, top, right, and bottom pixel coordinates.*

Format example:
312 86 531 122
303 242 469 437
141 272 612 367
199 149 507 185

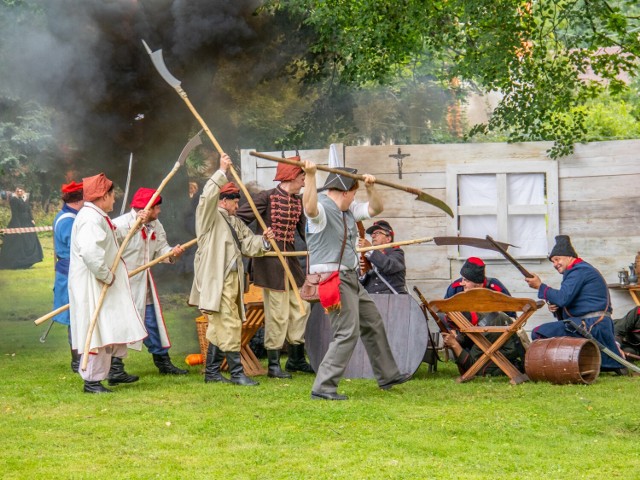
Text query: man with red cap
189 153 275 386
441 256 524 376
236 155 314 379
112 187 187 381
52 180 84 373
69 173 147 393
444 257 512 300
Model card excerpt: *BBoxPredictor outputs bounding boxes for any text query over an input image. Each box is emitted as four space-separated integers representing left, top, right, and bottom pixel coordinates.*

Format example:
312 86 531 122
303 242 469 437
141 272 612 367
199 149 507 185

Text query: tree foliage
265 0 640 157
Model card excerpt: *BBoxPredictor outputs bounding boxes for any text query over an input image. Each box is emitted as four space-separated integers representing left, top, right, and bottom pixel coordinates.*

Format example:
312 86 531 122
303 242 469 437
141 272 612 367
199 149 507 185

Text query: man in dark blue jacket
525 235 624 372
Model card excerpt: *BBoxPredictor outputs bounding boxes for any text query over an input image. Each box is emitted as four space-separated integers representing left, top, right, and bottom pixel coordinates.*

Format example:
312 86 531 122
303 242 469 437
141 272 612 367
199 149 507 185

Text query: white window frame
445 160 559 259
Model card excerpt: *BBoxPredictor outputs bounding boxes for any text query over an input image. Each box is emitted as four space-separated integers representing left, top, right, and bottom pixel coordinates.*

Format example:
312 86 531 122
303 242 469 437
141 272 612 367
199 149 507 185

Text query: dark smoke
0 0 289 280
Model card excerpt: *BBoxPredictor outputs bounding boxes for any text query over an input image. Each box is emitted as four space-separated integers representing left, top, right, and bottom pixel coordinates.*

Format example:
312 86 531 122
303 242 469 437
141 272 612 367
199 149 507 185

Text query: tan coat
189 170 267 317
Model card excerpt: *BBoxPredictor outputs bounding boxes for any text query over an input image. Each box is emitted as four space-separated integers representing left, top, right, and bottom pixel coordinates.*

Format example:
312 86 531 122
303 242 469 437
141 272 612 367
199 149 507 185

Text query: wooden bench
428 289 539 385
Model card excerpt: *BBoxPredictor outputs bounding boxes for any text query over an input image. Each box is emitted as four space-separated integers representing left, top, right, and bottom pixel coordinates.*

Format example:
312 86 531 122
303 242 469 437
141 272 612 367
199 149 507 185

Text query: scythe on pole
142 40 305 313
79 131 203 371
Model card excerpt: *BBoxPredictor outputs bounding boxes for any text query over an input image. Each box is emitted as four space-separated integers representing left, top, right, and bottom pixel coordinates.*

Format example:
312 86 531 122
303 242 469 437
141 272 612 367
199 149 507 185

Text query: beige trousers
79 344 128 382
263 285 310 350
205 271 242 352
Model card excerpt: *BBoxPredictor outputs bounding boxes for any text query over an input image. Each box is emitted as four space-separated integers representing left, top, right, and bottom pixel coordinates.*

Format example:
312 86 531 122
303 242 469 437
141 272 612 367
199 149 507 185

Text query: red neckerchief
566 258 583 270
141 226 156 240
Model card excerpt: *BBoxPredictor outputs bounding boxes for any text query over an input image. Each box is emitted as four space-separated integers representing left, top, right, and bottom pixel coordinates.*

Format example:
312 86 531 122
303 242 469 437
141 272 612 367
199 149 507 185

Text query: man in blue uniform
525 235 625 373
52 180 84 372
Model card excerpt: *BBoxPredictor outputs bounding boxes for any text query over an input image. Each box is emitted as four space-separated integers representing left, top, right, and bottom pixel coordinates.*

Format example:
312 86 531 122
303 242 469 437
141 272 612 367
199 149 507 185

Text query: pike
79 132 202 371
142 39 305 313
249 151 454 218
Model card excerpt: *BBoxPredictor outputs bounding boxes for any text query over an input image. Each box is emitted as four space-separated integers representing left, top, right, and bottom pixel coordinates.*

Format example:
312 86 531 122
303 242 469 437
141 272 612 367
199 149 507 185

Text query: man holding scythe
302 161 411 400
236 155 314 379
112 187 187 380
69 173 147 393
189 154 275 386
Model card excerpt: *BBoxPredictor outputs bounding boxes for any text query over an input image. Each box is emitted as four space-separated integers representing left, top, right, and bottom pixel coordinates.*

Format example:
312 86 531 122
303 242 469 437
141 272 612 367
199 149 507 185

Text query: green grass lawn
1 236 639 479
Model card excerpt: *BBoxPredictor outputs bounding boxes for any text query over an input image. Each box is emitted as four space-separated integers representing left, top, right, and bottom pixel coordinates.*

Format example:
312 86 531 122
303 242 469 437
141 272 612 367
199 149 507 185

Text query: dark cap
460 257 486 284
366 220 394 240
318 167 358 192
548 235 578 260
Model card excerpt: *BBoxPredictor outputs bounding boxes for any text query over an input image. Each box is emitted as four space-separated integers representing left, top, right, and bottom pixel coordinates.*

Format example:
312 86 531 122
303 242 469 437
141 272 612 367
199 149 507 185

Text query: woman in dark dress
0 187 44 269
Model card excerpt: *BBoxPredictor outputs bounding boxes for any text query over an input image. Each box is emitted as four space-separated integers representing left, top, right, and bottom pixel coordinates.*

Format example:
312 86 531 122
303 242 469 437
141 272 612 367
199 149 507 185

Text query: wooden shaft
35 237 198 326
485 235 533 278
264 237 434 257
81 162 182 370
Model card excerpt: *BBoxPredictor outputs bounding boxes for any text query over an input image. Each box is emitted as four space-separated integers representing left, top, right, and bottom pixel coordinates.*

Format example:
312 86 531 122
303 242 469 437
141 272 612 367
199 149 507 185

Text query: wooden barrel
304 294 430 379
525 337 601 385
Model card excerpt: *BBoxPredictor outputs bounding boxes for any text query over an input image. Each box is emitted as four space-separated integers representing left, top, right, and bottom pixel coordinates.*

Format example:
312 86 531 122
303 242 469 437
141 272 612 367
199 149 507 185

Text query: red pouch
318 271 342 312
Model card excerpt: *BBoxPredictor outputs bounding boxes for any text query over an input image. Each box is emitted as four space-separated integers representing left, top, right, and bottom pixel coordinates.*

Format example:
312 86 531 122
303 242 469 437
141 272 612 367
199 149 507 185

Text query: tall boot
285 343 315 373
107 357 140 386
70 348 80 374
267 350 292 379
152 353 189 375
83 380 112 394
226 351 259 386
204 343 231 383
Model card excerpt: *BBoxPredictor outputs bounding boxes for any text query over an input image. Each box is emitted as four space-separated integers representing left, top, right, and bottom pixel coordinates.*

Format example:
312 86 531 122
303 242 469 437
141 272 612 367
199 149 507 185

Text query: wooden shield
305 294 429 378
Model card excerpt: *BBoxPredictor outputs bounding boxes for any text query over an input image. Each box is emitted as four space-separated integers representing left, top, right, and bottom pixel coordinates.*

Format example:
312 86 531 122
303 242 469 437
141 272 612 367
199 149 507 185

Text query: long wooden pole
250 151 454 218
142 40 303 312
34 238 198 326
263 237 434 257
175 95 305 312
80 162 183 371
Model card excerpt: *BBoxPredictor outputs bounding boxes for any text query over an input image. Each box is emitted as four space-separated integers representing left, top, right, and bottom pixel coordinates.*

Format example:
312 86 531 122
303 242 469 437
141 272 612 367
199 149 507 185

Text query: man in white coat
69 173 147 394
112 187 187 379
189 153 274 386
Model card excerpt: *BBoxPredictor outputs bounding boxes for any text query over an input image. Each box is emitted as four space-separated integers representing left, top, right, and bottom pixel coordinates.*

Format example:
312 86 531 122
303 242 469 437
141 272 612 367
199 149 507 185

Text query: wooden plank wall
241 140 640 330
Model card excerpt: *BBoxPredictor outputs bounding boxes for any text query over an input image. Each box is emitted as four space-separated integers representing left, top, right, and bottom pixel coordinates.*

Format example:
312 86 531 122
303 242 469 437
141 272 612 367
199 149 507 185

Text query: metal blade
142 39 181 89
414 191 454 217
178 130 204 166
120 152 133 216
433 236 515 252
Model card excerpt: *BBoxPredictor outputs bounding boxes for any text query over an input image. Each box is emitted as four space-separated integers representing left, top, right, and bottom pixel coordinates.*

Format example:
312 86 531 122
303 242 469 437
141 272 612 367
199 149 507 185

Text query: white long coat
69 202 147 353
113 210 172 349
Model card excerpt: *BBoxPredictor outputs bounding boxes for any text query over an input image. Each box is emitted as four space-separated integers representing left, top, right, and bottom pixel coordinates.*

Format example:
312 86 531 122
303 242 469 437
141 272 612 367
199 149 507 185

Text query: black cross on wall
388 148 411 179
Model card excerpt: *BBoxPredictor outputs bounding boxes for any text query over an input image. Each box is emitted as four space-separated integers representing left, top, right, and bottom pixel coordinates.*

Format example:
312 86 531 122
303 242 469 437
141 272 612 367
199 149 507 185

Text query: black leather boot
267 350 292 379
107 357 140 386
204 343 231 383
226 351 259 386
285 343 315 373
152 353 189 375
70 348 80 374
83 380 112 394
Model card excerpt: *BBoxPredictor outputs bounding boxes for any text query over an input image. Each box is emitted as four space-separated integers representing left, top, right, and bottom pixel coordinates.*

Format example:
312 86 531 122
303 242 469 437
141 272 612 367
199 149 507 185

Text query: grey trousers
311 270 401 394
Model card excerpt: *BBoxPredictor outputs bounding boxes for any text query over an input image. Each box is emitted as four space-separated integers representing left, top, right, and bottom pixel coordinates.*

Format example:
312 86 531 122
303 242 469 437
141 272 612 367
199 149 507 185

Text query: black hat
366 220 394 240
548 235 578 260
318 167 358 192
460 257 486 284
